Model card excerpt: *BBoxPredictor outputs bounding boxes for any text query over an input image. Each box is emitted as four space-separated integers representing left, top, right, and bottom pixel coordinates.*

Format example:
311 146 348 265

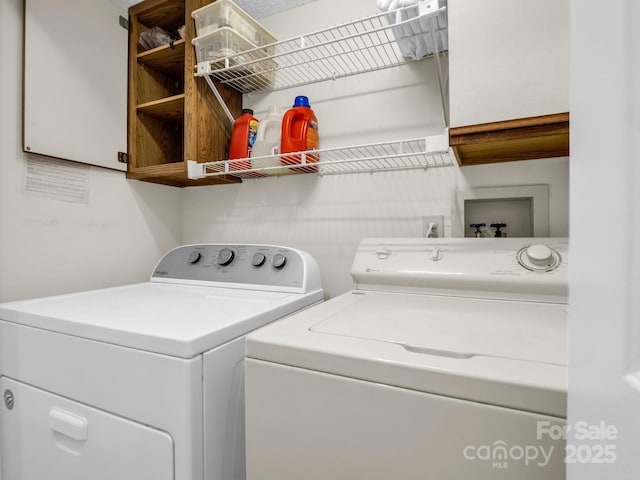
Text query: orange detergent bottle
229 108 259 171
280 96 319 171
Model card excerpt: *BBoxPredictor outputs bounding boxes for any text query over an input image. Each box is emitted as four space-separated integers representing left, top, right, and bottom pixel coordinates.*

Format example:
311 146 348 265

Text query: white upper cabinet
24 0 128 171
448 0 569 128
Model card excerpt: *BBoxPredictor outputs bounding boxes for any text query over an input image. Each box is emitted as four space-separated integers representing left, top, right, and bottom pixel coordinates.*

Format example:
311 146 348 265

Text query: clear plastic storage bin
192 26 276 90
192 26 255 62
191 0 276 47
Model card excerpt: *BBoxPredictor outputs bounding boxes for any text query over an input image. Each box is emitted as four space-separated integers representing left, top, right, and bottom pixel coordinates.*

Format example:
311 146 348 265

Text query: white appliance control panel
354 238 568 302
151 244 318 292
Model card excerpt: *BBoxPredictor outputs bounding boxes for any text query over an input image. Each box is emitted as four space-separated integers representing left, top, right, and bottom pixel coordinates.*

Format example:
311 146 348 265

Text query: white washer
246 237 568 480
0 244 323 480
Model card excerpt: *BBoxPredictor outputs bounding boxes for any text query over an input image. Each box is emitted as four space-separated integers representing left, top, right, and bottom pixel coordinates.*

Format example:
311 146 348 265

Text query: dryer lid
0 282 322 358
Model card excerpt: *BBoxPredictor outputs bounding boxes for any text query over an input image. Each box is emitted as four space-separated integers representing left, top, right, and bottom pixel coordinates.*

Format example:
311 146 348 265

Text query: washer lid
311 293 566 365
0 283 322 358
247 291 567 417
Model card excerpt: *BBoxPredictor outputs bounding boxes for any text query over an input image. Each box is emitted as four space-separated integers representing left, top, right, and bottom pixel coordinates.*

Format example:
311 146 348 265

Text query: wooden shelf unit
127 0 243 187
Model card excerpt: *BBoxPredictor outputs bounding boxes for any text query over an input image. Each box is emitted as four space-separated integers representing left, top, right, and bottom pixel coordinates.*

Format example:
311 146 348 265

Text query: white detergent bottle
252 105 285 174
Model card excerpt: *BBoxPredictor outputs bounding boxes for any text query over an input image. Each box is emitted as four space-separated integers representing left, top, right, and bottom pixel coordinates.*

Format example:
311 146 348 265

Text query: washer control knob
272 253 287 269
516 244 562 271
526 244 554 265
252 252 266 267
376 249 392 260
187 251 201 264
429 248 443 262
216 248 235 266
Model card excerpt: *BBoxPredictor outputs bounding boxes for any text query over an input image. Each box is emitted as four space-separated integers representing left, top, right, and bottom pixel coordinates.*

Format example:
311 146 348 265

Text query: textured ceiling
233 0 320 19
115 0 321 19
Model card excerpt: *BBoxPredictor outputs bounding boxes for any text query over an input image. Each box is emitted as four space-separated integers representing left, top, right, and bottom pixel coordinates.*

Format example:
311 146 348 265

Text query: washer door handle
49 407 88 441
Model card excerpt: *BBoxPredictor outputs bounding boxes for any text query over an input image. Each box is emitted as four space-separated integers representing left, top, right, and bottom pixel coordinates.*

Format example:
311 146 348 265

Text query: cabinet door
0 377 174 480
449 0 569 127
23 0 128 171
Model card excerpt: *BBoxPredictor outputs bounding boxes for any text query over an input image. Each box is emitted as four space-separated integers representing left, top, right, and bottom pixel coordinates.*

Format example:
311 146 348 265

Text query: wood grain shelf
136 94 184 121
449 113 570 166
127 162 241 187
137 39 185 78
135 0 185 32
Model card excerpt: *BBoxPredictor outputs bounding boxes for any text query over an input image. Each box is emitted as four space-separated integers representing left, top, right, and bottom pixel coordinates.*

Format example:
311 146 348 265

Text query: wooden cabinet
449 112 569 166
127 0 242 187
448 0 570 166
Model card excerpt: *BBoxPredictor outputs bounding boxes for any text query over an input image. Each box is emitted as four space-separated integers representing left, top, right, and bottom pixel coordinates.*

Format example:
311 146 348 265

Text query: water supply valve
469 223 486 238
490 223 507 238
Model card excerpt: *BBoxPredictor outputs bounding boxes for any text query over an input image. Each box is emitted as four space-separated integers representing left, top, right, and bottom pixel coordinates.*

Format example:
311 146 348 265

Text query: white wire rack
194 2 448 94
187 136 454 180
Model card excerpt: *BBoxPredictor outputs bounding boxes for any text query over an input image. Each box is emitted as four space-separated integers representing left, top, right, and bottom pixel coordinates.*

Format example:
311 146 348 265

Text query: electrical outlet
422 216 444 238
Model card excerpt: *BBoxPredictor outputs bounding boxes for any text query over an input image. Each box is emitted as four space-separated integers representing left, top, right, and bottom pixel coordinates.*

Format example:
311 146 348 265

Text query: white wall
0 0 570 303
182 0 569 299
0 0 182 302
183 157 568 298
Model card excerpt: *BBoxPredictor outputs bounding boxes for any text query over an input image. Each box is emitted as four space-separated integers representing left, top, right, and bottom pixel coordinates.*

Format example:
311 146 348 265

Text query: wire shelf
194 3 448 93
187 136 454 180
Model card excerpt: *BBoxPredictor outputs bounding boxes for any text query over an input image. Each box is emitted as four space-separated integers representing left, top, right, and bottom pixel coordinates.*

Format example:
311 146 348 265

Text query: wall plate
456 185 549 237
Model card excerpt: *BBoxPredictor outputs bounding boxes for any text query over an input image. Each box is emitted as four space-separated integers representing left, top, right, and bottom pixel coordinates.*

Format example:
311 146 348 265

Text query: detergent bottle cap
242 108 254 115
293 96 310 108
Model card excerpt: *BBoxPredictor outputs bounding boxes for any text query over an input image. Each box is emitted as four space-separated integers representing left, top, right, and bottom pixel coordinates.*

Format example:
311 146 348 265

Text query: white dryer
246 237 568 480
0 244 323 480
